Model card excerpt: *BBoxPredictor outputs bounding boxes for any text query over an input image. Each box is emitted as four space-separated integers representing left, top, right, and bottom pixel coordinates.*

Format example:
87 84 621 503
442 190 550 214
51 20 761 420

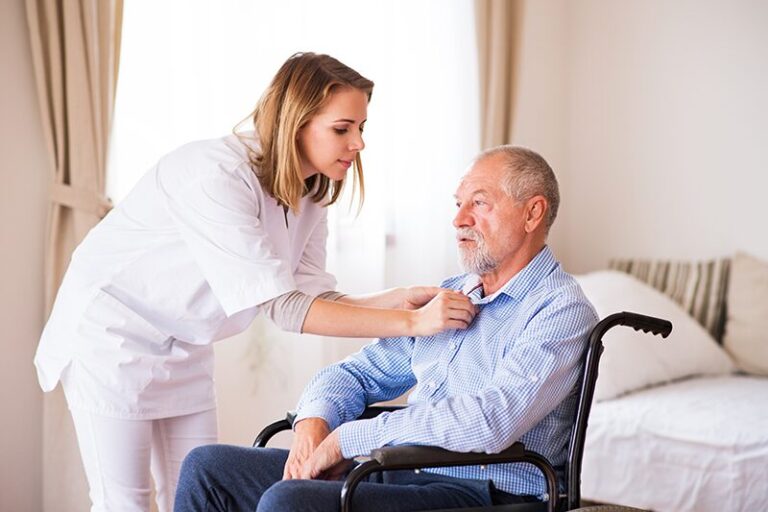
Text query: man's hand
282 418 330 480
299 429 352 480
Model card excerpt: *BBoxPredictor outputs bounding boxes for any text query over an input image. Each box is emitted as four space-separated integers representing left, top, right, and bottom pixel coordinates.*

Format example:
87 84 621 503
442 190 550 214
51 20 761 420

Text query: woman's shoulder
161 133 258 167
153 133 264 196
155 133 258 177
225 131 261 156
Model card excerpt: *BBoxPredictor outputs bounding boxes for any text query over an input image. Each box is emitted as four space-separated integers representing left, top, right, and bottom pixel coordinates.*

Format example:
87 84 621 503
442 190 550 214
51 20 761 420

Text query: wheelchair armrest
252 416 292 447
369 443 526 469
357 404 406 419
254 405 406 447
341 443 559 512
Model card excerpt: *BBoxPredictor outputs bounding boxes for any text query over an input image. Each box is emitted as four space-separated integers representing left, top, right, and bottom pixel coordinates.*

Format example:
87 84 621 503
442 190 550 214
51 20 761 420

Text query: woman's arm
261 289 476 338
302 291 476 338
336 286 448 310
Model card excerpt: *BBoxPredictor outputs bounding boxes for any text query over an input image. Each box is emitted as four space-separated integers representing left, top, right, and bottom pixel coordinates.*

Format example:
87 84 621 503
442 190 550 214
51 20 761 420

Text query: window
108 0 479 371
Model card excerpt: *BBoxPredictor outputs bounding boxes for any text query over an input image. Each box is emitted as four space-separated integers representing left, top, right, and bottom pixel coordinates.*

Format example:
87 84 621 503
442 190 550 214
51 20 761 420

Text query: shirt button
449 342 456 350
530 375 539 383
428 381 436 388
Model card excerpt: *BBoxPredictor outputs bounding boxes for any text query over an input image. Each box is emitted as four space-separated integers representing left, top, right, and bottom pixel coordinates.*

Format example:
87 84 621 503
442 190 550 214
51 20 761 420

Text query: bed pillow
575 271 735 401
723 252 768 375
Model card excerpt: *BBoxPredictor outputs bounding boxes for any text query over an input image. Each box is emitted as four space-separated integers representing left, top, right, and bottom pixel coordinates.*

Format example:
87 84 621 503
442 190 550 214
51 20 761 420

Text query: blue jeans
174 446 538 512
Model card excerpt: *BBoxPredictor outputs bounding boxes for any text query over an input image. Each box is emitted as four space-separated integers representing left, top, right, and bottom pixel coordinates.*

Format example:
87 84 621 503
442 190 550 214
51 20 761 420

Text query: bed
574 253 768 512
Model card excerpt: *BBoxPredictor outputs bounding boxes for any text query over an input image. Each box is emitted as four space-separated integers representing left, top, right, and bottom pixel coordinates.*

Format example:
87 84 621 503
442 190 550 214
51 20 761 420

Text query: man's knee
257 480 335 512
175 445 229 511
180 445 222 479
258 481 301 512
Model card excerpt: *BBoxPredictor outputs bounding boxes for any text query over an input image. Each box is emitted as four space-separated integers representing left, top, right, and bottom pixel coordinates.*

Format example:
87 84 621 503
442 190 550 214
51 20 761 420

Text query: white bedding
581 375 768 511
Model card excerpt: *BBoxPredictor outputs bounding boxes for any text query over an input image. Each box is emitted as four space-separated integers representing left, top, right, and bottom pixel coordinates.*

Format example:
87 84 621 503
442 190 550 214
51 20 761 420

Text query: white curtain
26 0 123 509
475 0 523 148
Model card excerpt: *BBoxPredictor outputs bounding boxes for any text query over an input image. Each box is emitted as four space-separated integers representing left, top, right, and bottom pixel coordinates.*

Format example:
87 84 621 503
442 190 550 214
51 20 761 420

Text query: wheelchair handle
568 310 672 510
597 311 672 339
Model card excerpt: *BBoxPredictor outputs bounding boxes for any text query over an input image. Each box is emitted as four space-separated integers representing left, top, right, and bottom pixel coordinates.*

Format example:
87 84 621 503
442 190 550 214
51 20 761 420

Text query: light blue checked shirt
295 246 598 496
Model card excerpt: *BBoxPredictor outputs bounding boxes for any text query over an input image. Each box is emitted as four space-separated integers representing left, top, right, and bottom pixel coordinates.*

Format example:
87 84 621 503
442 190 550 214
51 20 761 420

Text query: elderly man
175 146 598 512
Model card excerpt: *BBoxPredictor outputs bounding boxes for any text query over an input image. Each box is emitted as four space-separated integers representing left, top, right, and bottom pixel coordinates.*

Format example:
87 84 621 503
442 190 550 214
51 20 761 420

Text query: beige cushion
723 252 768 375
576 271 735 400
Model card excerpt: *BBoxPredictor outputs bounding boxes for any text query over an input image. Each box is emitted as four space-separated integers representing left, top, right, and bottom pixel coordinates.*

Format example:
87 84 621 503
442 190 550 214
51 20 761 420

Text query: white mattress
581 375 768 512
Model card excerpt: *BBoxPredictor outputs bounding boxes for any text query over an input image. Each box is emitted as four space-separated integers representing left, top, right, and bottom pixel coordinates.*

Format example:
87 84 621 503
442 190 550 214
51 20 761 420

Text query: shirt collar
461 246 558 305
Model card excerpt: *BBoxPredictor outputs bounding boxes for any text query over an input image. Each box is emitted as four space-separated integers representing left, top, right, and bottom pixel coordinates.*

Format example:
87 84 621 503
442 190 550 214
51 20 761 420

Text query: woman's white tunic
34 134 336 419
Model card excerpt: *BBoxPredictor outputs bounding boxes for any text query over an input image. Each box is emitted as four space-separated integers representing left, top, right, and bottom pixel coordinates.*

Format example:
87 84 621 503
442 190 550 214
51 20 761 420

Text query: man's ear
524 196 547 233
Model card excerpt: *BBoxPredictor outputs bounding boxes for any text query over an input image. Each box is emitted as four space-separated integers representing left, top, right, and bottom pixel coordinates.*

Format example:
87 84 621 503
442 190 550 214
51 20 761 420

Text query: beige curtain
26 0 123 509
475 0 523 148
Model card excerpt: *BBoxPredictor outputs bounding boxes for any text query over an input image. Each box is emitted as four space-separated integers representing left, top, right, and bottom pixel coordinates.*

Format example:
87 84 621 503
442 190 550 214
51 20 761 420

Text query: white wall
0 0 47 510
510 0 569 257
513 0 768 272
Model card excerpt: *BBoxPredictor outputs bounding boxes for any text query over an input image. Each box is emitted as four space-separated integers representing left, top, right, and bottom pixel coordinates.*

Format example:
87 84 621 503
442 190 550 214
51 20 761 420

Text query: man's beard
456 227 498 275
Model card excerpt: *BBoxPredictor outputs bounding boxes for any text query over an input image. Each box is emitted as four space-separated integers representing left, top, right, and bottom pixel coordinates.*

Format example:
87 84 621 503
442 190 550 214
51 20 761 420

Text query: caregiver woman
34 52 476 512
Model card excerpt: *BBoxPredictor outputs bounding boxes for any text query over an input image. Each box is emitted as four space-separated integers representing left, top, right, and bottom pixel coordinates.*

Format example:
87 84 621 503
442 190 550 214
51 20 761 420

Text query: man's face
453 155 526 275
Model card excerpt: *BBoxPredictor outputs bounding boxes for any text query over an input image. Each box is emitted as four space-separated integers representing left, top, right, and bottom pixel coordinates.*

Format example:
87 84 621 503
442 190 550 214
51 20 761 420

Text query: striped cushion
608 258 730 343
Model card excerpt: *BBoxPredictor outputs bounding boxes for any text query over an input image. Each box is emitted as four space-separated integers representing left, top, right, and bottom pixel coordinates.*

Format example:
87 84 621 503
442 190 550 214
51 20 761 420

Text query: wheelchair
254 312 672 512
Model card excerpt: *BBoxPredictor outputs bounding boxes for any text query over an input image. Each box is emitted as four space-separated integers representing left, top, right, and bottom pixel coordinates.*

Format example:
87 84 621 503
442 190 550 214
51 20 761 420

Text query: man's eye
474 200 486 206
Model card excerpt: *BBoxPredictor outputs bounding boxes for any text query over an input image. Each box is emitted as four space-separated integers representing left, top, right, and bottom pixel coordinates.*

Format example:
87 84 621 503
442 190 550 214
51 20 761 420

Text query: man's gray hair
476 145 560 229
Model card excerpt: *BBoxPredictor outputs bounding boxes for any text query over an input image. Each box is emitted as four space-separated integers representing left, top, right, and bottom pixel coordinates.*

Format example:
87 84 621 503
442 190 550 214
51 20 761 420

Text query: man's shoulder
539 267 583 297
526 268 598 320
439 273 468 290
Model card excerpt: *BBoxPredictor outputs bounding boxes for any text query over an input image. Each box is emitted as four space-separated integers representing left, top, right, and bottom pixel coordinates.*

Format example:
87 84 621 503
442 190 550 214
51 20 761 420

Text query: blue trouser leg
176 445 527 512
175 446 288 512
256 471 494 512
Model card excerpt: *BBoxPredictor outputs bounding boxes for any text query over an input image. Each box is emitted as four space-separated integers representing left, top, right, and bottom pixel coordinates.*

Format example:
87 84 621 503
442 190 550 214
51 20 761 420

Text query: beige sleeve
316 290 346 302
260 290 346 333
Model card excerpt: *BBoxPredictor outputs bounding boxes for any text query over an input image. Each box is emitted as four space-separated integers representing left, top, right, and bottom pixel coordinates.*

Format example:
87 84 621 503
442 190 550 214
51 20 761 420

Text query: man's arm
293 335 418 429
333 297 597 459
283 335 417 479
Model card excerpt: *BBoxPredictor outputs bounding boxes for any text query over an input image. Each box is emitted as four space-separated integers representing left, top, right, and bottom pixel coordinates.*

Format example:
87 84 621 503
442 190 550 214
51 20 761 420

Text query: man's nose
453 204 473 228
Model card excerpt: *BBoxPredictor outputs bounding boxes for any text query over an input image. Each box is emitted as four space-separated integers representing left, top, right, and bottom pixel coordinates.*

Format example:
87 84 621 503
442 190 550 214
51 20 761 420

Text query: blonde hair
243 52 374 212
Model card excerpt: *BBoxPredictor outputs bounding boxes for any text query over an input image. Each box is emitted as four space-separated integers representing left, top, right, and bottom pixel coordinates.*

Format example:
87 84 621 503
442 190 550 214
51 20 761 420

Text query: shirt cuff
293 400 343 431
336 419 381 459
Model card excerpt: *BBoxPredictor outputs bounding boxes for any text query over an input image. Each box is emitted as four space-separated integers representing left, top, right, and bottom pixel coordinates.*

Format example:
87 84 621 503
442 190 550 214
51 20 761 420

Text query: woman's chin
320 169 348 182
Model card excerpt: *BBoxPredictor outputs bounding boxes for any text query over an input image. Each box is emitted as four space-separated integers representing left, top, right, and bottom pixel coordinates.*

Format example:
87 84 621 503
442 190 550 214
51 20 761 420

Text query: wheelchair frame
254 312 672 512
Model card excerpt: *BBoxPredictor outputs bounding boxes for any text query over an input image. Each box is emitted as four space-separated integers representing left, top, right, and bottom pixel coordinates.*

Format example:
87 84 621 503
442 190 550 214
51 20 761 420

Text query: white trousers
69 407 218 512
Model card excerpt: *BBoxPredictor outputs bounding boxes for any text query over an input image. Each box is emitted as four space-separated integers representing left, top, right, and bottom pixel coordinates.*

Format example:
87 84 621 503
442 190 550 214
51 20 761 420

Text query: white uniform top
34 133 336 419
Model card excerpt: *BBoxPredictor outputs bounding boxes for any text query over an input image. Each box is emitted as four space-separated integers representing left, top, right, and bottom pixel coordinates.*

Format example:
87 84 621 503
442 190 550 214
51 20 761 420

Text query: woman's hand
401 286 447 310
410 291 477 336
283 418 330 480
